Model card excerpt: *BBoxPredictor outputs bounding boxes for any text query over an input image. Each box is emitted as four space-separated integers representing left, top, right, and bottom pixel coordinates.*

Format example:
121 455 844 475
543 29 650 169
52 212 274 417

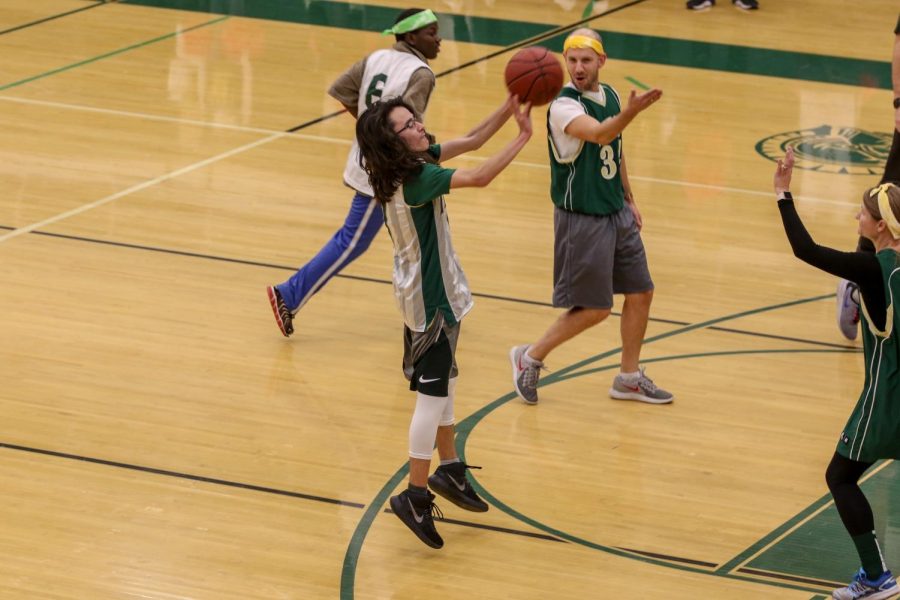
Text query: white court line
0 131 287 243
0 94 856 244
0 94 350 145
0 94 856 207
456 154 857 208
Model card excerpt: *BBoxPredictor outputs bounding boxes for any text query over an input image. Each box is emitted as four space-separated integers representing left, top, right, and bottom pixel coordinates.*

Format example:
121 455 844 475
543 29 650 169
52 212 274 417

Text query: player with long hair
355 94 531 548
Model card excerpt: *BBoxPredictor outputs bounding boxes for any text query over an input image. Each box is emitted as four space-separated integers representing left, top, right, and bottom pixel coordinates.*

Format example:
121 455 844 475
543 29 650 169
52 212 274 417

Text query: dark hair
393 7 427 43
356 97 434 203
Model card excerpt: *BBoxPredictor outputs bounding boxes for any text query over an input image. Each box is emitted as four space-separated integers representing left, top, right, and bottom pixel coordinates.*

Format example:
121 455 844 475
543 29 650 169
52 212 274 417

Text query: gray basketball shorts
552 205 653 309
402 312 460 397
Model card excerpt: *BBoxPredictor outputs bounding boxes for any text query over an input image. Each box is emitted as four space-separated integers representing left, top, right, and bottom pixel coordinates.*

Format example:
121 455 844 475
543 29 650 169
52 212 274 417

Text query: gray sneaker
837 279 860 341
609 368 673 404
509 345 543 404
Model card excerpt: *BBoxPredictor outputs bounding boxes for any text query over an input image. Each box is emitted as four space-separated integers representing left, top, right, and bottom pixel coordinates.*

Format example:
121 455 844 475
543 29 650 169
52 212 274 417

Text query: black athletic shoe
732 0 758 9
266 285 294 337
389 489 444 549
428 463 488 512
686 0 714 9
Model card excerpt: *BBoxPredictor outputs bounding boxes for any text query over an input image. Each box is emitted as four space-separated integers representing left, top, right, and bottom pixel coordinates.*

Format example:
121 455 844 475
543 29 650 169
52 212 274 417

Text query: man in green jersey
510 29 672 405
357 94 532 549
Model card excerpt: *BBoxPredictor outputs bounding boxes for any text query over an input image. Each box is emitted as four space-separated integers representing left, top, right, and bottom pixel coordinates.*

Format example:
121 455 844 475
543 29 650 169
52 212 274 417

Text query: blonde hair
862 183 900 223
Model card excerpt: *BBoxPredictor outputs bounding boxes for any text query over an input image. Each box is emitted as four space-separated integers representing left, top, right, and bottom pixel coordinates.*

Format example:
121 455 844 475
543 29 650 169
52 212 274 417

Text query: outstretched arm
439 95 517 162
881 25 900 183
565 88 662 145
774 147 883 281
448 101 532 189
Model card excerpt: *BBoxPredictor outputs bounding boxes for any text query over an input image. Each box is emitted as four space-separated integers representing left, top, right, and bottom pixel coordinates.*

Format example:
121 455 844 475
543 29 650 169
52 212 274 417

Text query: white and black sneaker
686 0 715 9
389 489 444 549
732 0 759 9
428 463 489 512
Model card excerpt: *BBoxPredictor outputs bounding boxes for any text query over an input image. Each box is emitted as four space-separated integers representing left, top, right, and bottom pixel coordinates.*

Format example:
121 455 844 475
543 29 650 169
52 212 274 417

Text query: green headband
382 9 437 35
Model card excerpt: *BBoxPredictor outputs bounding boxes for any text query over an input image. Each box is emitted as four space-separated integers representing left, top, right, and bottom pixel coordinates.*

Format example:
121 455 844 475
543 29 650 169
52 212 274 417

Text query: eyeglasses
393 117 419 134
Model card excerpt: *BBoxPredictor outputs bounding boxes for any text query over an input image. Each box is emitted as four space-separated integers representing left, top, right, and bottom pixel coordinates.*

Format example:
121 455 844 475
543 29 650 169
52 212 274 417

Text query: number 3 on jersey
599 145 617 180
365 74 388 109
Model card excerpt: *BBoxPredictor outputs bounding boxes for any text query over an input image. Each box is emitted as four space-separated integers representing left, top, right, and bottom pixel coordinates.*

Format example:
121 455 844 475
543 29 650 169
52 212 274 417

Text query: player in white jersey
266 8 441 337
356 94 532 549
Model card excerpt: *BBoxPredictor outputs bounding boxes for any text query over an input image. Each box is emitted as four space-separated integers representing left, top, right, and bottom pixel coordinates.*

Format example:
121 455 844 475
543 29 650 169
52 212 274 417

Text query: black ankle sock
440 461 465 474
407 484 428 496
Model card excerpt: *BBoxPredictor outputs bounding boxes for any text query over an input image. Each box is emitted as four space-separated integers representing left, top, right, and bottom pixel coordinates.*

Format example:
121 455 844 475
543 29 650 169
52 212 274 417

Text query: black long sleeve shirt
776 125 900 331
778 196 887 331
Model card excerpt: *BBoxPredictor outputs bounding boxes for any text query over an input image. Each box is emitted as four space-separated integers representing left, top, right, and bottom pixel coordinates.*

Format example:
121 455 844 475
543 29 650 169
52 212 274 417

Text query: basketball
504 47 564 106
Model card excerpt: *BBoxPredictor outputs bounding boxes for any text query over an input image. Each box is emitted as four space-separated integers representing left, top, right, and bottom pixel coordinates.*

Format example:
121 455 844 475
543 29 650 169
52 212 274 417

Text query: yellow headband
872 183 900 239
563 35 605 56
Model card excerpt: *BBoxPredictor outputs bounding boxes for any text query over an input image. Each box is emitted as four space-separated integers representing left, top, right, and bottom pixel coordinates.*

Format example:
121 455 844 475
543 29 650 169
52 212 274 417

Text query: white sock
619 370 641 381
523 348 543 366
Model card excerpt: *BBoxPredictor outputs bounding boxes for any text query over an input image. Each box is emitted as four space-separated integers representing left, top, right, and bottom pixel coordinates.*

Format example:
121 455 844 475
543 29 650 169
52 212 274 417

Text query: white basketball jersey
342 49 432 196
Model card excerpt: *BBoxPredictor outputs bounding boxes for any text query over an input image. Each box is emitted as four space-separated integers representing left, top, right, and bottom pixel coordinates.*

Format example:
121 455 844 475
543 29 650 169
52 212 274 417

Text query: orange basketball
504 46 564 106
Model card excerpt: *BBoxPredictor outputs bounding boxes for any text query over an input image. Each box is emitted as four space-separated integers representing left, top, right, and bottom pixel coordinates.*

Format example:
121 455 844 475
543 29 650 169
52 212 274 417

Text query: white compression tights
408 378 456 459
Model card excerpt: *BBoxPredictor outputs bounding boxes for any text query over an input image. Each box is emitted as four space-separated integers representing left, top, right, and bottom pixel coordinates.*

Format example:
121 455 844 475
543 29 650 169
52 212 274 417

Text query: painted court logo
756 125 892 175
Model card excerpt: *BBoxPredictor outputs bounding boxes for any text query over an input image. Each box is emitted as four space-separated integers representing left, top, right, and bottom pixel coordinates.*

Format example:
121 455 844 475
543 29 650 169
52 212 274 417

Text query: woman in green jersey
776 145 900 600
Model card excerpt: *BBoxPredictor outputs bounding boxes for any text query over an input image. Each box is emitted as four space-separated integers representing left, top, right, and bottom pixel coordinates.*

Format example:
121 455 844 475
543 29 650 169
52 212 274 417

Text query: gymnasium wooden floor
1 1 898 598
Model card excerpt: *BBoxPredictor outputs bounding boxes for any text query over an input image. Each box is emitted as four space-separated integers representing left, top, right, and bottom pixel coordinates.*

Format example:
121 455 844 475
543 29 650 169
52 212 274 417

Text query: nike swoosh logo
623 384 641 392
407 498 425 524
446 473 467 492
419 376 440 384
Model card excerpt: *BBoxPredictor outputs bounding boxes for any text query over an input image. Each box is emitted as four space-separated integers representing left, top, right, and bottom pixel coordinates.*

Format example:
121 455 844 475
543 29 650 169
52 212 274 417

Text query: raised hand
513 100 533 138
626 88 663 114
774 146 795 194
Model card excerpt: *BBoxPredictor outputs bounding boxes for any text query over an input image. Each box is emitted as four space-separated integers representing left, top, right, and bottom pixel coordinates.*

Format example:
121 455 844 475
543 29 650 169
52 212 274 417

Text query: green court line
341 294 846 598
557 347 860 382
544 293 833 382
119 0 891 89
0 15 229 92
716 459 893 576
340 464 408 600
454 349 852 595
715 492 835 575
625 75 650 90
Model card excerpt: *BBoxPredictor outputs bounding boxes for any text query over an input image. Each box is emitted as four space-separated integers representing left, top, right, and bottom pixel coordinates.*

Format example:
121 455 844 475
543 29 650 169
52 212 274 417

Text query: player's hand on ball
513 101 533 138
502 92 519 115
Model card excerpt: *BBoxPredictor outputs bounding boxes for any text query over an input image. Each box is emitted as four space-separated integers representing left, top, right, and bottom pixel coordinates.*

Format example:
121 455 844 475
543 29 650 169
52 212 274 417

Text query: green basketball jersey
382 145 474 332
547 84 624 216
839 249 900 462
